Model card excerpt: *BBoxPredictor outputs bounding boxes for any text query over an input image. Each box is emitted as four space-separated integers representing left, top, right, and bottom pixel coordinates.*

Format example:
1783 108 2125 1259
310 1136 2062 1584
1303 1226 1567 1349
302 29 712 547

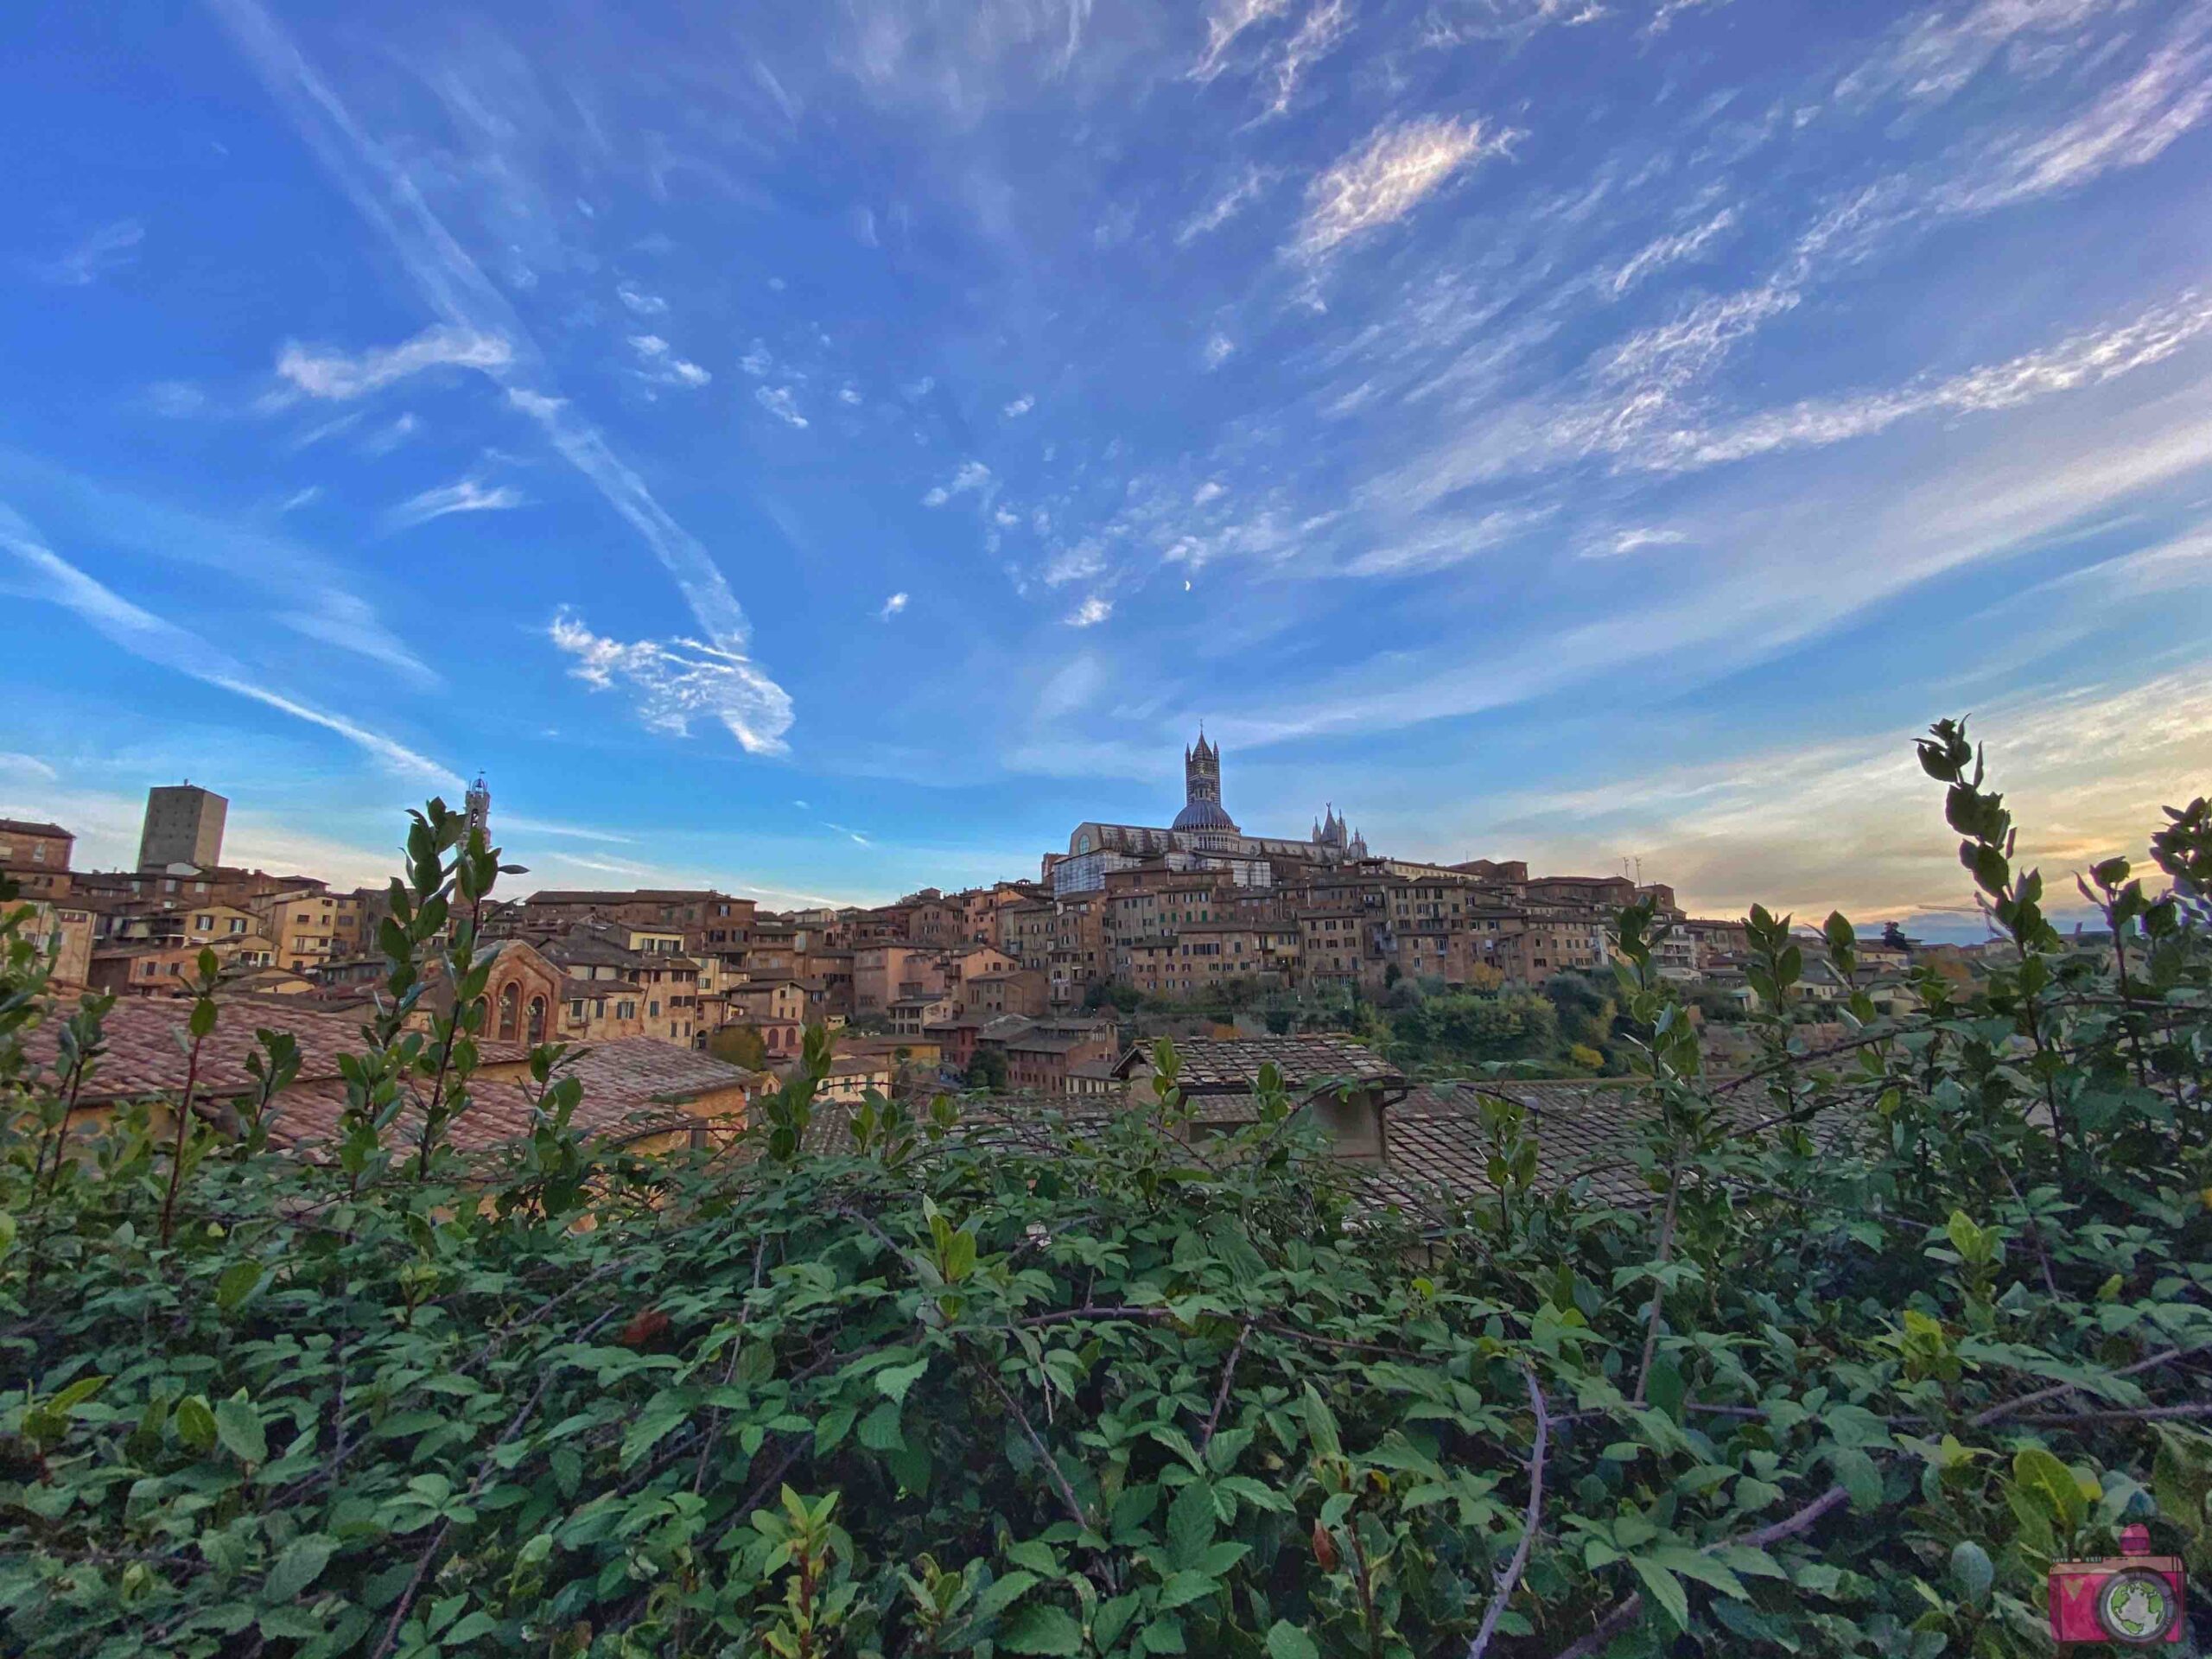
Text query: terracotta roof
22 994 527 1106
264 1072 699 1158
0 819 71 838
541 933 639 969
1113 1035 1402 1091
1006 1030 1094 1056
528 889 721 905
1364 1080 1860 1221
560 1039 756 1110
45 1007 751 1160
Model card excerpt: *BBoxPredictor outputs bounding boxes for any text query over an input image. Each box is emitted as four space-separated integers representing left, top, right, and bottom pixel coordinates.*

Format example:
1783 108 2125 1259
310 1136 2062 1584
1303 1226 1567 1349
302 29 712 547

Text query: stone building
1053 732 1374 897
137 784 226 871
0 818 73 900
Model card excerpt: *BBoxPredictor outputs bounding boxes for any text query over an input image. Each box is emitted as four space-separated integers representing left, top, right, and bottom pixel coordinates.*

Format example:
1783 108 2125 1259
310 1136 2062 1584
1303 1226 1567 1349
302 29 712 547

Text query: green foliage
963 1046 1009 1094
1387 988 1560 1070
707 1025 771 1072
1 721 2210 1658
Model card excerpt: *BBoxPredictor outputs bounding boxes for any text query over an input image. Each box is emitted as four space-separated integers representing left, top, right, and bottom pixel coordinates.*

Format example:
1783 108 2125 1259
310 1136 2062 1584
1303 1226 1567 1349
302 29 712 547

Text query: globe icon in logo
2097 1569 2177 1644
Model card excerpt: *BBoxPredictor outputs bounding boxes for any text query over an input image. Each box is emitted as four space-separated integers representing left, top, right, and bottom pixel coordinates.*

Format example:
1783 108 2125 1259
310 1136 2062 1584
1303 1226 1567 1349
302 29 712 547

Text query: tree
1542 970 1616 1052
706 1023 769 1071
1882 918 1911 950
1389 989 1560 1070
962 1045 1008 1092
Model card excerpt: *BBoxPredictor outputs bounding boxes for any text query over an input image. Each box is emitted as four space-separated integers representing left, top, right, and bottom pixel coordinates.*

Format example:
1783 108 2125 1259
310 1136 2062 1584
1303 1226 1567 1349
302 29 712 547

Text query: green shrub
1 721 2209 1658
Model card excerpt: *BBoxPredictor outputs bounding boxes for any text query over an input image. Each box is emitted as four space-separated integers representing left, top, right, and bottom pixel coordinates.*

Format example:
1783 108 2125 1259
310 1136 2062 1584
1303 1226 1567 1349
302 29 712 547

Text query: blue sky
3 0 2209 925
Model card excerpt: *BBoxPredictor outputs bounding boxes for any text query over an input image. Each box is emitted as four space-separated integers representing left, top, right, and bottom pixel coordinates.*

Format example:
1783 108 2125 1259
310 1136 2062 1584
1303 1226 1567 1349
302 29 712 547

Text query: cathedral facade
1052 732 1369 896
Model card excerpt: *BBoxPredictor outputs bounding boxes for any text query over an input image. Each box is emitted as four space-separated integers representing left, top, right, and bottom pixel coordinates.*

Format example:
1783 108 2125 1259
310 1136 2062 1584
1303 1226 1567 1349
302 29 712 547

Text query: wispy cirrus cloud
25 219 143 286
1941 9 2212 213
1293 116 1518 259
615 281 667 315
1586 526 1688 557
1191 0 1294 81
1002 393 1035 417
1255 0 1353 119
1176 165 1274 244
1605 207 1738 296
1637 289 2212 473
384 477 526 532
276 325 513 400
0 443 435 687
549 609 794 756
1065 594 1114 627
141 381 208 418
0 753 59 784
1837 0 2110 110
1471 667 2212 919
211 0 793 755
2 503 454 785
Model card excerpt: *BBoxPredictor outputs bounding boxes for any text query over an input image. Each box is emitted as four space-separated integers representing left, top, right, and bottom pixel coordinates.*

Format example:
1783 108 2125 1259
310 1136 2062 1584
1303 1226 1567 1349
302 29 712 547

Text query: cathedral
1052 731 1369 895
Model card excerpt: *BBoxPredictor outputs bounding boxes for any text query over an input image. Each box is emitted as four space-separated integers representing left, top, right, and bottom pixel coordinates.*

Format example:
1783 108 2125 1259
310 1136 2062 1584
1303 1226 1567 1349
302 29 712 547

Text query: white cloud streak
1640 290 2212 472
921 460 992 506
26 219 143 286
1190 0 1294 81
1257 0 1352 119
1065 594 1114 627
1943 10 2212 212
276 325 514 400
1477 668 2212 918
1176 165 1274 244
549 610 794 756
754 385 809 427
879 591 909 620
1 505 454 785
1605 207 1738 296
384 477 526 532
1294 116 1518 259
210 0 791 753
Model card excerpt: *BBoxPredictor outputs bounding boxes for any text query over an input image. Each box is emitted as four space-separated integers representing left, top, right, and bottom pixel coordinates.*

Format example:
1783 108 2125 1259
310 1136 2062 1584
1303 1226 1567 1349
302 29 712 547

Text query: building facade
138 785 227 871
1054 733 1371 897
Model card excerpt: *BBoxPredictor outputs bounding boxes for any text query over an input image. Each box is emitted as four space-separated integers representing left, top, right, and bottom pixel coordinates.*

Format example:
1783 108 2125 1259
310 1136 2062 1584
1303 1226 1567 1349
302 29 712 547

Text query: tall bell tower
465 772 492 848
1184 729 1222 809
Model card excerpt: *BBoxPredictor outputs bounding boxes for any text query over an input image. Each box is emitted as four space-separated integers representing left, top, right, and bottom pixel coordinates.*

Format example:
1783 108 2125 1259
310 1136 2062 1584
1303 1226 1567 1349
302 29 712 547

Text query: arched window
497 982 520 1041
526 995 547 1045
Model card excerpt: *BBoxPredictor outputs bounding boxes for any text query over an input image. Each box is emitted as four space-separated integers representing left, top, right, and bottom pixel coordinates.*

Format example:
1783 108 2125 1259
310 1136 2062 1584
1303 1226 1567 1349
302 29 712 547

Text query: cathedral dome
1172 798 1240 834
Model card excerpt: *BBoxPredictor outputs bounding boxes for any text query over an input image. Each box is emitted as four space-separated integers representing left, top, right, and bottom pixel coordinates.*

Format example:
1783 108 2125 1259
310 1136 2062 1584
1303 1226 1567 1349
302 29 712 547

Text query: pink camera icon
2049 1523 2185 1645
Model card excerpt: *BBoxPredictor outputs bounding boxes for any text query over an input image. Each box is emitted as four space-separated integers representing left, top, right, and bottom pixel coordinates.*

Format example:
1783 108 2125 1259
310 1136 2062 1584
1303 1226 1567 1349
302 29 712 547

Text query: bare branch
1466 1364 1550 1659
1546 1484 1849 1659
1198 1321 1253 1454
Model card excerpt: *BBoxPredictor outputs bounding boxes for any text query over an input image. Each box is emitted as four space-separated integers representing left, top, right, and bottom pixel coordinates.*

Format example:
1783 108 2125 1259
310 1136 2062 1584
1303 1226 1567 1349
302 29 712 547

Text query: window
497 982 520 1041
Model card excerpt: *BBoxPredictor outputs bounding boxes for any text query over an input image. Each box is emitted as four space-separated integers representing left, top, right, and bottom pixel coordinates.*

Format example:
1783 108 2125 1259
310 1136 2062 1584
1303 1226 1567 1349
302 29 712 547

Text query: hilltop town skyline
4 718 2173 944
5 0 2209 926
